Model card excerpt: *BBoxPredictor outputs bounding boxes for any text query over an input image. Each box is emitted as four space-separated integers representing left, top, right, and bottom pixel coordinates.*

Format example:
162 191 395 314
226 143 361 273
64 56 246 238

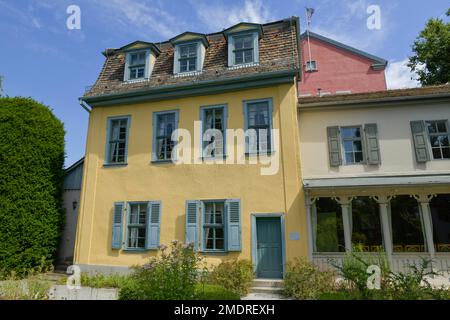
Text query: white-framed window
105 116 130 165
124 50 150 81
173 41 205 75
152 110 179 162
244 99 273 155
179 43 197 72
341 126 364 165
305 60 317 71
126 202 147 249
228 32 259 67
203 201 225 251
201 105 227 159
426 120 450 160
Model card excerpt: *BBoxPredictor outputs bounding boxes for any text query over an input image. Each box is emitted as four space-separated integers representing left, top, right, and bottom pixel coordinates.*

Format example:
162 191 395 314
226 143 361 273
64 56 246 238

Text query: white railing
313 252 450 274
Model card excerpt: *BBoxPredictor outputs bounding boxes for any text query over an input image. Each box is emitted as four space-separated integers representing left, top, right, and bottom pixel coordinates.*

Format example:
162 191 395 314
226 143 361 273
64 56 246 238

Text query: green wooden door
256 217 283 279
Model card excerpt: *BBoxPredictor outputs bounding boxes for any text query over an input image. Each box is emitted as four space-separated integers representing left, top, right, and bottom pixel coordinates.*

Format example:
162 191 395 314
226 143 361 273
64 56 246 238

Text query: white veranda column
372 195 393 267
305 196 316 262
413 194 436 260
335 196 353 252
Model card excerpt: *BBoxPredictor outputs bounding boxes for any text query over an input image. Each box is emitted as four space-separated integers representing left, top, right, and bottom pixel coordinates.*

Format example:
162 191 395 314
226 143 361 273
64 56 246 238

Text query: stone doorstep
49 285 118 300
250 279 285 295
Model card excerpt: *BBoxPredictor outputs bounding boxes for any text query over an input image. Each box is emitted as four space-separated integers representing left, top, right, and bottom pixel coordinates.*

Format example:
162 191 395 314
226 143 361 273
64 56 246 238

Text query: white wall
298 102 450 179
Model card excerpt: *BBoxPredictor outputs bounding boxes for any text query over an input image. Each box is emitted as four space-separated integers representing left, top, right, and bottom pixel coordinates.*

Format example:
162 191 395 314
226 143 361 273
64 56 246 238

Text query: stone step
249 286 284 295
251 279 284 289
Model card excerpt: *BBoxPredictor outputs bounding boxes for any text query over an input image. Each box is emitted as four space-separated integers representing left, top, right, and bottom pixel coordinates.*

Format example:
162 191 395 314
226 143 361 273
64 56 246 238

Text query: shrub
0 97 65 276
79 273 131 288
195 284 240 300
284 257 336 300
208 260 254 296
0 274 51 300
331 245 389 299
119 241 202 300
385 258 449 300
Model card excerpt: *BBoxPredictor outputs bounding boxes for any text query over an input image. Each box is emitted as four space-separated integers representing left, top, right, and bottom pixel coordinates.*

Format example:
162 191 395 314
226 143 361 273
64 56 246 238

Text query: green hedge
0 97 65 276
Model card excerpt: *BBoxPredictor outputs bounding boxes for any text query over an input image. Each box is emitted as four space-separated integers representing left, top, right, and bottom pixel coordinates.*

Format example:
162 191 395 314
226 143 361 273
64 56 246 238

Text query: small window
201 106 226 158
305 60 317 71
233 34 254 65
128 51 147 80
203 201 225 251
153 111 178 161
341 126 364 164
426 120 450 159
178 43 197 73
127 203 147 249
106 117 129 165
244 99 272 154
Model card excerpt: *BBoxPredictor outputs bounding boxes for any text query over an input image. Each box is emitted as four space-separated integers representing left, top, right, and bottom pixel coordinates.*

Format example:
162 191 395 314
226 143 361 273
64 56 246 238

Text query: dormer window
170 32 209 76
179 43 198 72
129 51 147 79
233 34 255 64
228 33 259 67
120 41 160 82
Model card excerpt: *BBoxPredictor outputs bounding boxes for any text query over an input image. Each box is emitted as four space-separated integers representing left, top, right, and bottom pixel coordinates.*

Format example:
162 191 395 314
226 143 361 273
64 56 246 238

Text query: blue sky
0 0 448 167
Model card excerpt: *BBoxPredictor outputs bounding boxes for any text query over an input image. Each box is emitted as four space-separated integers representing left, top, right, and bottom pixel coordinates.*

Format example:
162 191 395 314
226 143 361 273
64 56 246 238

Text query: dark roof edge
298 91 450 109
81 69 297 107
65 157 84 173
300 31 387 66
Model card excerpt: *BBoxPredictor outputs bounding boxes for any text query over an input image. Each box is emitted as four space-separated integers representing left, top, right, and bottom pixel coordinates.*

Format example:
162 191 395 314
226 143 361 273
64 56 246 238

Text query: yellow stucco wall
74 83 308 267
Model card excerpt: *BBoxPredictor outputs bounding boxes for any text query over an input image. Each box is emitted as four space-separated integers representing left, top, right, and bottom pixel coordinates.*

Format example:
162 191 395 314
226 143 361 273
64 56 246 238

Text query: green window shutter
146 201 161 249
364 123 381 165
112 202 124 249
185 200 199 251
226 199 241 252
410 121 430 163
327 126 342 166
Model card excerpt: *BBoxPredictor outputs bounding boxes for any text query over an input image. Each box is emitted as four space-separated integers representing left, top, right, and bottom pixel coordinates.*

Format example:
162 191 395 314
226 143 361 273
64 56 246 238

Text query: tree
408 12 450 86
0 97 65 276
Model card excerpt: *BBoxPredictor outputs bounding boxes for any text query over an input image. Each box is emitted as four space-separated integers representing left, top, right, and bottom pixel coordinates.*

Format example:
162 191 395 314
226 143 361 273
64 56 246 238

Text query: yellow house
75 18 307 278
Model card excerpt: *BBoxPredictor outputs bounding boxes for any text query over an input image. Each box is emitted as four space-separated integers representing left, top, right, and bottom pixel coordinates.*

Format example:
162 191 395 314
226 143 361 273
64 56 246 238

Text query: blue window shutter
185 200 199 251
112 202 124 249
146 201 161 249
327 126 342 166
410 120 430 163
364 123 381 164
226 199 241 252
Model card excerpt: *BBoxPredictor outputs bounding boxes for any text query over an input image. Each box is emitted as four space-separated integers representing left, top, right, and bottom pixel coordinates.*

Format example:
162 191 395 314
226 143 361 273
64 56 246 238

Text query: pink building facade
298 32 387 97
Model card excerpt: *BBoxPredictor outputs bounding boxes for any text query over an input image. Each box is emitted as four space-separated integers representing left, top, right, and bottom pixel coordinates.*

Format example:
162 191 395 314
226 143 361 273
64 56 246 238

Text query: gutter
79 98 92 113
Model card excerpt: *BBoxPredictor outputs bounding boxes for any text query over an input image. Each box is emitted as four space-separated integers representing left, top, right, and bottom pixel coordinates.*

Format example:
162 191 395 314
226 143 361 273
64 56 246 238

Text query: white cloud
385 59 420 89
92 0 186 39
194 0 275 31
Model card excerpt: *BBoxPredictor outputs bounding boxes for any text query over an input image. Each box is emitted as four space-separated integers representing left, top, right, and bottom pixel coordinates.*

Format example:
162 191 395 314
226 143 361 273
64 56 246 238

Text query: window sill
124 78 149 84
173 71 203 78
151 159 176 164
227 62 259 70
103 163 128 167
245 151 274 157
200 251 228 256
122 248 148 253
